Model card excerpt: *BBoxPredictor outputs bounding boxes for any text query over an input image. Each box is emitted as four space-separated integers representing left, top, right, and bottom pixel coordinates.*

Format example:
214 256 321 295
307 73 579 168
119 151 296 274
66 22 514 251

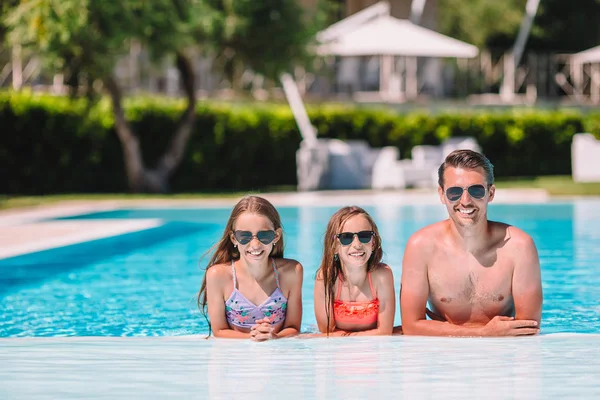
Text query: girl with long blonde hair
314 206 395 336
198 196 303 340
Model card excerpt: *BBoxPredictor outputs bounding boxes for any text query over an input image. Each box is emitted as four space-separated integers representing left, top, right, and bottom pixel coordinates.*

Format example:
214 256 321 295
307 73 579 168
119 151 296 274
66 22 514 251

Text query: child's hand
250 318 277 342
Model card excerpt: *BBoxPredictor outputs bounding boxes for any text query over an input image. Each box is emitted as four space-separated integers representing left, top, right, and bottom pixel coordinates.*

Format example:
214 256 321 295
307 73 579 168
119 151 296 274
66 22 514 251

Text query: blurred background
1 0 600 202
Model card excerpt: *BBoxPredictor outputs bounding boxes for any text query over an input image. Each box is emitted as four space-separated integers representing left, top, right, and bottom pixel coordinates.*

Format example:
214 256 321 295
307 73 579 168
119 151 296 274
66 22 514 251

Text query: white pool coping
1 335 599 399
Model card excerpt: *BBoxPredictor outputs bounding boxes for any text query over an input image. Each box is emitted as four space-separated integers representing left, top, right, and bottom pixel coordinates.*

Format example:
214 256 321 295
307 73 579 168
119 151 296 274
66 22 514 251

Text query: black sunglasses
233 230 276 245
445 184 487 202
335 231 375 246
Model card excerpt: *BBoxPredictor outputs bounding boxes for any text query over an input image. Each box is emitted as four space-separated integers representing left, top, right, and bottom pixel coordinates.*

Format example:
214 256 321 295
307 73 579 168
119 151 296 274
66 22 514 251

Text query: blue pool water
1 201 600 337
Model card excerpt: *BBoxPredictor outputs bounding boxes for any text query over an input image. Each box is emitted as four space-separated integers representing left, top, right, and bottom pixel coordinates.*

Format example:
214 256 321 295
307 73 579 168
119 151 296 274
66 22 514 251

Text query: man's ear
488 184 496 203
438 185 446 204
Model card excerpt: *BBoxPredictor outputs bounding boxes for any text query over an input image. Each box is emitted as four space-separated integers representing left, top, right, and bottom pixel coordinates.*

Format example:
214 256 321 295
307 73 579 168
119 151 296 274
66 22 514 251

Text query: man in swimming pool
399 149 542 336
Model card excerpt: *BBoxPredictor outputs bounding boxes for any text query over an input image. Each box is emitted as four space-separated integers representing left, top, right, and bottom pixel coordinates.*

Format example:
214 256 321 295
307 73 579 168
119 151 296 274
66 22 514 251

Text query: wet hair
316 206 383 335
197 196 284 327
438 149 494 188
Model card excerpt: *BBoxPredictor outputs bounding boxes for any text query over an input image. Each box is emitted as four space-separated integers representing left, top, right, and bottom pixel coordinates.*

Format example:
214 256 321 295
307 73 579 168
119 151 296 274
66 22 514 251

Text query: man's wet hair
438 149 494 188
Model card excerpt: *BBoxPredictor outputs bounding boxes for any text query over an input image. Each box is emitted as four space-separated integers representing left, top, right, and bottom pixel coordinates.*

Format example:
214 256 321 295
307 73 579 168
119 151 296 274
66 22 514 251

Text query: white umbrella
572 45 600 64
571 45 600 104
318 15 479 58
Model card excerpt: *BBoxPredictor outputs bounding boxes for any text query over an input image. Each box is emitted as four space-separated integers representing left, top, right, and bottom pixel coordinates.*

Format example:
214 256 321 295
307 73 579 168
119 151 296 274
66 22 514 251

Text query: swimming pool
1 201 599 336
1 199 600 398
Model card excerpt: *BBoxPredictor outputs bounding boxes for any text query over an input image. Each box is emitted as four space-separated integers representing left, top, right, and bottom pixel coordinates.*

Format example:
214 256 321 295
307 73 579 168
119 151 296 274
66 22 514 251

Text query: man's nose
460 189 473 203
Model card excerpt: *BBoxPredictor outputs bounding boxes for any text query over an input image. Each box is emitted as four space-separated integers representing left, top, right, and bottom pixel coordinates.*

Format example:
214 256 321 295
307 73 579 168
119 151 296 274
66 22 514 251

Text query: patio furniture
572 133 600 182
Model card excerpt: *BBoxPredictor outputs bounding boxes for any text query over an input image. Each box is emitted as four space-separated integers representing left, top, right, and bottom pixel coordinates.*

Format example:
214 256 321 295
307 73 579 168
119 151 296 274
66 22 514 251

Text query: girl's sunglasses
233 230 276 245
335 231 375 246
445 184 487 202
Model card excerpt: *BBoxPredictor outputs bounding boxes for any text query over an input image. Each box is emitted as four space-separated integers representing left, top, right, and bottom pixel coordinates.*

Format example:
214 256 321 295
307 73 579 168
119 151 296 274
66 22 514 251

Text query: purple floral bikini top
225 259 288 329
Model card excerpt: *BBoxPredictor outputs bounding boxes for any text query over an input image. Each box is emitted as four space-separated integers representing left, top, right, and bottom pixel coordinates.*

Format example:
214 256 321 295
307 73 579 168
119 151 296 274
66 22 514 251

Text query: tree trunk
104 75 148 192
155 51 197 183
104 51 197 193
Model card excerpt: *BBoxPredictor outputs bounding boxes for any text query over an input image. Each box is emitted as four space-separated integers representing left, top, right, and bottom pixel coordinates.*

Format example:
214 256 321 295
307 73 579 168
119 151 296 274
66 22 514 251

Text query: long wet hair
317 206 383 334
197 196 285 324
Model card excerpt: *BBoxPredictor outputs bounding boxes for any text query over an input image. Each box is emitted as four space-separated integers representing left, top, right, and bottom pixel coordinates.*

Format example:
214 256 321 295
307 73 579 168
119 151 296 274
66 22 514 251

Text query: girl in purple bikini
198 196 304 341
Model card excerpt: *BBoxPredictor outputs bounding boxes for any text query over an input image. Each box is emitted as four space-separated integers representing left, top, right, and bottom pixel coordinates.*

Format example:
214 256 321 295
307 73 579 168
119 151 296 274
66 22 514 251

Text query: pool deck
0 188 552 260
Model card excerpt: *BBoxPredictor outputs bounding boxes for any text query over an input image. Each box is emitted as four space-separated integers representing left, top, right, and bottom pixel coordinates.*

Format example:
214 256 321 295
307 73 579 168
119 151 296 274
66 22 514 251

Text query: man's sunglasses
335 231 375 246
445 184 487 202
233 230 276 245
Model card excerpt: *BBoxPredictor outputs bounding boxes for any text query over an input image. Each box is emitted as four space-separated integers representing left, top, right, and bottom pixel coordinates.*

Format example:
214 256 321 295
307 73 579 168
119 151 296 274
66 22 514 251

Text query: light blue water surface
1 201 600 337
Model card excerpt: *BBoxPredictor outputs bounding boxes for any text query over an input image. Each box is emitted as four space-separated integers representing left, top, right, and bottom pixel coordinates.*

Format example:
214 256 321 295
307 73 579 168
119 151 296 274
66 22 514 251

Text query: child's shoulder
205 262 233 283
371 263 394 279
274 257 303 276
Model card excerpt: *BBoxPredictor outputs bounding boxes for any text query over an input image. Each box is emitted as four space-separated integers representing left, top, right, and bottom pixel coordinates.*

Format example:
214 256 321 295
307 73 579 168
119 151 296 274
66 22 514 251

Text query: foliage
3 0 207 83
437 0 526 48
206 0 329 80
0 91 591 195
437 0 600 52
1 1 328 193
528 0 600 52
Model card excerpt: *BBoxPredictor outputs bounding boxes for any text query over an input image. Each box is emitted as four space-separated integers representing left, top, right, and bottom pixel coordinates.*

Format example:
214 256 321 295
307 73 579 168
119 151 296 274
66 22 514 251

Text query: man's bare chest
427 258 514 308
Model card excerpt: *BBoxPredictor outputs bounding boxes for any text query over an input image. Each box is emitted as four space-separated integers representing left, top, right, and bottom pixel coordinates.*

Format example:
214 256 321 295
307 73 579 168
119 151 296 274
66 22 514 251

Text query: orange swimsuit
333 273 379 327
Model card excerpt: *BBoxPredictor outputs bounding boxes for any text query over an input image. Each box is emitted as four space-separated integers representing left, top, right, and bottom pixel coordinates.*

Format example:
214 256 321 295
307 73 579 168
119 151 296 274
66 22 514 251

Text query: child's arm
277 261 304 338
314 269 337 334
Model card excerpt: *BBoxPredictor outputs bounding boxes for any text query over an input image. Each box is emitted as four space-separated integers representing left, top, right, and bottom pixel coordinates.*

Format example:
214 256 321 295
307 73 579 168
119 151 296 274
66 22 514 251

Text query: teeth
248 251 262 256
458 209 475 214
349 252 365 257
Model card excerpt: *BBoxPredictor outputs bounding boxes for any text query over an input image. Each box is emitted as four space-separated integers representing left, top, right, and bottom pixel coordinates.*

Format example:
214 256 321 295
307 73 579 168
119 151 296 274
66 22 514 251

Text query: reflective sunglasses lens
468 185 486 199
446 187 464 201
234 230 252 245
256 230 276 244
338 233 354 246
357 231 374 243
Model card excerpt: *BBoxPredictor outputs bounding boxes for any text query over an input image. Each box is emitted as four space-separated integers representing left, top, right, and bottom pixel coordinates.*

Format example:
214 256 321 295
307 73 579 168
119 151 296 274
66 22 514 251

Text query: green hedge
0 91 593 194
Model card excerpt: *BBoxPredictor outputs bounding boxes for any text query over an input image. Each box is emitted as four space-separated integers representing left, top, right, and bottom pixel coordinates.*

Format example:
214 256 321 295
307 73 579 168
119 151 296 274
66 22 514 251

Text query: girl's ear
229 231 237 246
274 228 283 244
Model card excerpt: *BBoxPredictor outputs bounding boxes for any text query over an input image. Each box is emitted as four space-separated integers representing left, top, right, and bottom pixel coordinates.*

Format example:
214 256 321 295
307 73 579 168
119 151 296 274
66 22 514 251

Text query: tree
528 0 600 52
3 0 326 192
437 0 600 52
437 0 527 49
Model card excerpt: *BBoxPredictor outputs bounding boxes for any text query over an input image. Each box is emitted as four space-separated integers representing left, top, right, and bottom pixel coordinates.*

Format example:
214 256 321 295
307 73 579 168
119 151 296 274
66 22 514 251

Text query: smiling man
399 149 543 336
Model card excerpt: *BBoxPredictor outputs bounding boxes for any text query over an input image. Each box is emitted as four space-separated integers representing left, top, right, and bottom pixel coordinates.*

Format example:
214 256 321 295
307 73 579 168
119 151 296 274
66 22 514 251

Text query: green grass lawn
495 175 600 195
0 192 248 211
1 177 599 211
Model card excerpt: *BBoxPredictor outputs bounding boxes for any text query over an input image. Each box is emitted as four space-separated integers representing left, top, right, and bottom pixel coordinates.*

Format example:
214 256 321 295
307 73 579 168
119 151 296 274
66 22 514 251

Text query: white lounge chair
572 133 600 183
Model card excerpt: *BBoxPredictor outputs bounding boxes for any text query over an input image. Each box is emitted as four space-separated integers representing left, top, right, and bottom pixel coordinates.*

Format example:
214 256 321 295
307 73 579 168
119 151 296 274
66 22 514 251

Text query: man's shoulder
406 221 447 248
490 221 536 249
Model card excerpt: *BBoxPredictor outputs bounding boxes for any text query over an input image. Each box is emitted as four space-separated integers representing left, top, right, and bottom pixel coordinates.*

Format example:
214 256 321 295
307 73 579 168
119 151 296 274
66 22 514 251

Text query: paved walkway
0 188 550 259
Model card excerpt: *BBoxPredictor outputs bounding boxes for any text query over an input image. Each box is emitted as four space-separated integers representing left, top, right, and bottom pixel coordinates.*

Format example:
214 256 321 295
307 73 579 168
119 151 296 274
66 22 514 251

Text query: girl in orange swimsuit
313 206 396 336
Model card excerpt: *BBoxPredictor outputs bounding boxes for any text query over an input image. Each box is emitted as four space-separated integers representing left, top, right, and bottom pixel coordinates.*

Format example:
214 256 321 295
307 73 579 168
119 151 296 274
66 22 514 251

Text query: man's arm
511 230 543 325
400 233 539 337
